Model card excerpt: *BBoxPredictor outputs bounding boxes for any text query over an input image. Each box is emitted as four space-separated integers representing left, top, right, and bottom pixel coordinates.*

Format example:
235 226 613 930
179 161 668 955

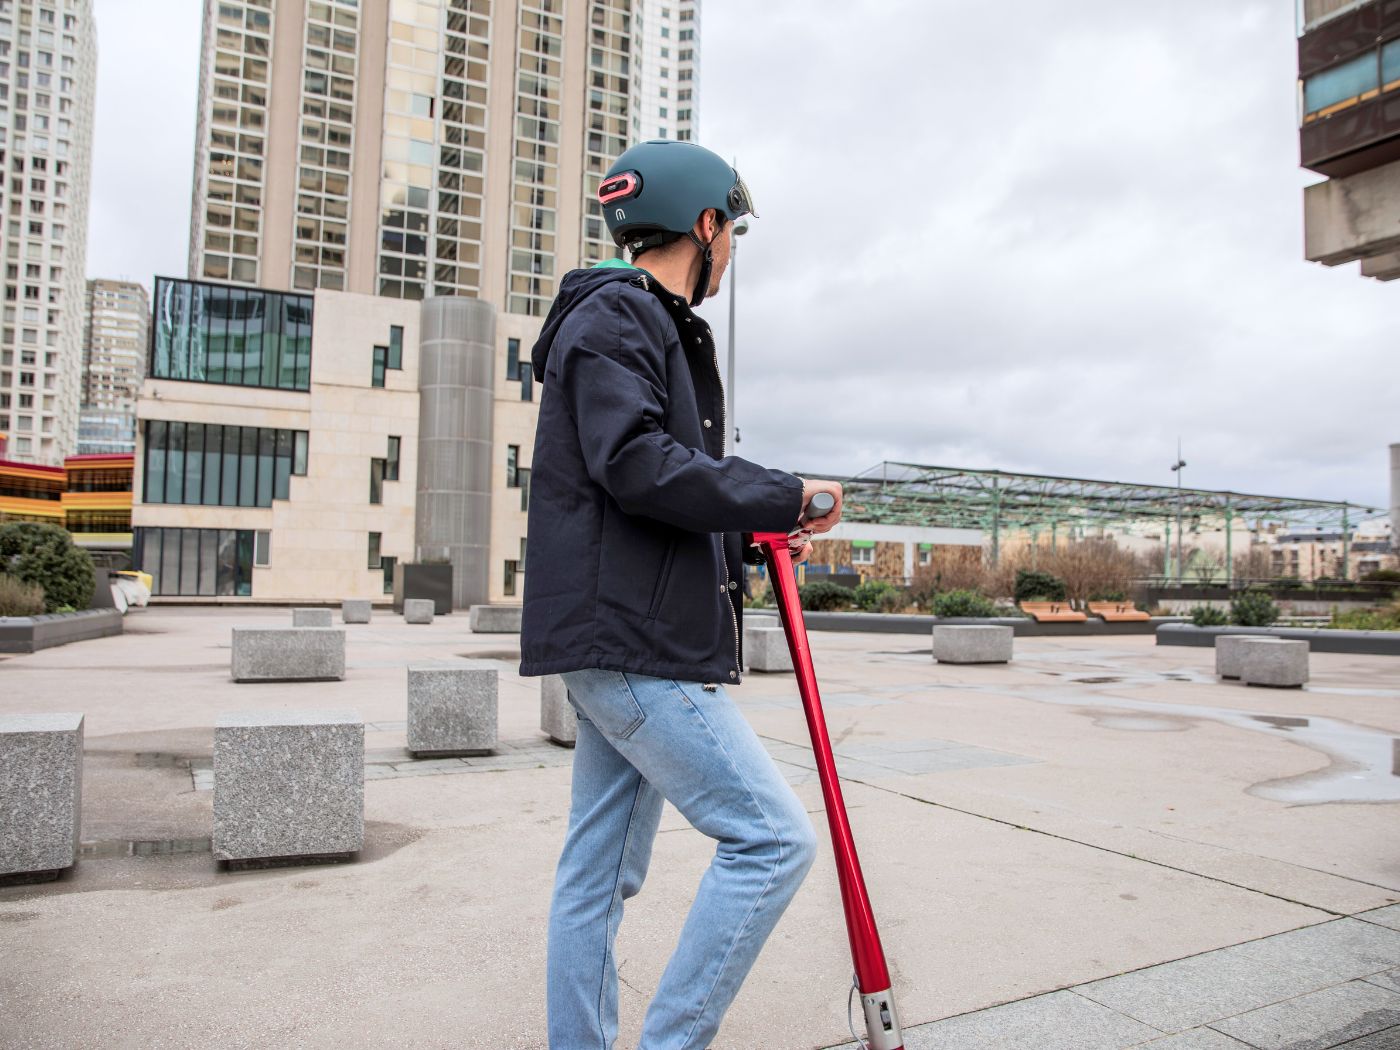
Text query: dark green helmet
599 140 756 251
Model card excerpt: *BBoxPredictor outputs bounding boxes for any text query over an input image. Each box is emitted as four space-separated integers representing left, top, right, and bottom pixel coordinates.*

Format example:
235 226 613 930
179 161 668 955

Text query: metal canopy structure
798 461 1381 579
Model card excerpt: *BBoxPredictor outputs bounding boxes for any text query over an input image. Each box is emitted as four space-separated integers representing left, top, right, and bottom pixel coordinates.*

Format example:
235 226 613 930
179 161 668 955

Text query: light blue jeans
547 669 818 1049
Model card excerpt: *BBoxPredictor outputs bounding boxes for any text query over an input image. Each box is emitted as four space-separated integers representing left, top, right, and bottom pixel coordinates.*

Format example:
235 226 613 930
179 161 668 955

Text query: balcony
1298 0 1400 174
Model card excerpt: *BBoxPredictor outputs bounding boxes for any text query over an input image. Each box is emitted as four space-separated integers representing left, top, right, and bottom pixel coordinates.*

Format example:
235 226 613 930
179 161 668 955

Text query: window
385 436 400 481
388 325 403 369
503 559 518 596
918 546 932 566
136 527 255 597
851 542 875 565
372 344 387 386
506 337 520 379
381 554 396 594
370 457 384 504
142 422 306 507
254 530 271 567
520 364 533 402
1303 51 1380 119
368 531 382 569
507 444 519 486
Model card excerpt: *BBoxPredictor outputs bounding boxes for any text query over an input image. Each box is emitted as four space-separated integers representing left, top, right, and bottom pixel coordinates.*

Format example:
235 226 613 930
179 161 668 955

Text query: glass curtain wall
142 420 307 506
150 277 313 391
136 526 257 596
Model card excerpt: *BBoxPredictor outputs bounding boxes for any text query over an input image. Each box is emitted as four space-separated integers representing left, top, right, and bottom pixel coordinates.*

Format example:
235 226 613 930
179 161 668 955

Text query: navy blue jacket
519 264 804 685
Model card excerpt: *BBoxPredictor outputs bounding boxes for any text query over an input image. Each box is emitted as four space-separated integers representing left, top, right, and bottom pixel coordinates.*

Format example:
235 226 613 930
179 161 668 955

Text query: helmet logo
599 171 642 206
615 208 625 221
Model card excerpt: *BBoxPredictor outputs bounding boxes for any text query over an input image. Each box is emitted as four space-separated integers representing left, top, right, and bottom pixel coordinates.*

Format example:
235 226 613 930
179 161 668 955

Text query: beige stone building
77 278 149 455
152 0 704 604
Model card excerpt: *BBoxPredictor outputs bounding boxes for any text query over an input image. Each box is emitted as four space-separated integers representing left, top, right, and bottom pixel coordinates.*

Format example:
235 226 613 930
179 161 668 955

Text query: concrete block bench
407 664 498 757
1215 634 1273 680
231 627 345 682
0 713 84 883
1239 638 1310 689
540 674 578 748
213 710 363 866
745 622 794 673
403 599 435 625
469 604 523 633
932 624 1014 664
341 599 372 624
292 607 333 627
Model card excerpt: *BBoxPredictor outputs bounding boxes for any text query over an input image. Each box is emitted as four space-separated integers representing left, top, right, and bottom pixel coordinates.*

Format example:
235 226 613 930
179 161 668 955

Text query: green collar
591 258 637 270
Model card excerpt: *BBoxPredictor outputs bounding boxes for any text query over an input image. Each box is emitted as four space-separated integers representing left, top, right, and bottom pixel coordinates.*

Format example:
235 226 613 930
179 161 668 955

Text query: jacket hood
531 265 641 382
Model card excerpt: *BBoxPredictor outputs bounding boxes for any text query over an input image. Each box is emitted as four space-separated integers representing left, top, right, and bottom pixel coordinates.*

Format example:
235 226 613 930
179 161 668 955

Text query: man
520 139 844 1049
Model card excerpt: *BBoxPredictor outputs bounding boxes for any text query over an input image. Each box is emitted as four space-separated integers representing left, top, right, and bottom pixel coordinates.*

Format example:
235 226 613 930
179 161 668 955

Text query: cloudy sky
88 1 1395 514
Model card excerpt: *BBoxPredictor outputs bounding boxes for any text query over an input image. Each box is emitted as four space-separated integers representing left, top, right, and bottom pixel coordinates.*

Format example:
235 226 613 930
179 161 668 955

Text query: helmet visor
728 173 758 219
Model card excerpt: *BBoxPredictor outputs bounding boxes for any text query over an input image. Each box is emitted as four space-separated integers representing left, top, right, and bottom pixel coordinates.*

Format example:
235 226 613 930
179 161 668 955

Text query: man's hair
629 210 726 262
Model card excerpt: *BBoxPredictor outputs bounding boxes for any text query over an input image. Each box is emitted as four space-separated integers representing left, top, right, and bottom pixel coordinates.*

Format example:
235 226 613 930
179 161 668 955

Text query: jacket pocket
646 538 678 620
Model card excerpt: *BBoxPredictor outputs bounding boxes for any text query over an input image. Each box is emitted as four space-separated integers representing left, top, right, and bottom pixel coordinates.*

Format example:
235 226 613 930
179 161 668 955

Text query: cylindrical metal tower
416 297 495 610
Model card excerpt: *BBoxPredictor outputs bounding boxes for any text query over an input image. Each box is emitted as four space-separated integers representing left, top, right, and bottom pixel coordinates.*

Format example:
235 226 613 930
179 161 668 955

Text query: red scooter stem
753 529 903 1050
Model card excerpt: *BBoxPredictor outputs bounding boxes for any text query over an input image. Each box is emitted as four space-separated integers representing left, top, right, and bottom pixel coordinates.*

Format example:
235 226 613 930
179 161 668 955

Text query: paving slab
834 989 1160 1050
1228 919 1400 987
1208 980 1400 1050
1328 1027 1400 1048
1362 906 1400 934
1132 1030 1254 1048
3 612 1399 1049
1366 970 1400 994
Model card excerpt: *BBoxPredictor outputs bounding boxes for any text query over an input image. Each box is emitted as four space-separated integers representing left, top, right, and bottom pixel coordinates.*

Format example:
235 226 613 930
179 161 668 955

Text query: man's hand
788 538 813 565
797 478 843 535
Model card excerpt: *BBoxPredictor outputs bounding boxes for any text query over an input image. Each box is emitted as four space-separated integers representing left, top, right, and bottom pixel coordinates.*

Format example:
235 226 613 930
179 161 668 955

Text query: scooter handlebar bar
804 491 836 523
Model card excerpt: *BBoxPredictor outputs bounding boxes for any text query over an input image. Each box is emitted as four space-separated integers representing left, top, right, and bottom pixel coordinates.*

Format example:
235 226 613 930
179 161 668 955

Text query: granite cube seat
469 604 523 633
1214 633 1271 679
745 623 793 673
1239 638 1310 688
341 599 372 624
213 710 363 865
932 624 1014 664
540 674 578 748
403 599 435 625
292 607 333 627
0 713 83 882
407 664 498 756
231 627 345 682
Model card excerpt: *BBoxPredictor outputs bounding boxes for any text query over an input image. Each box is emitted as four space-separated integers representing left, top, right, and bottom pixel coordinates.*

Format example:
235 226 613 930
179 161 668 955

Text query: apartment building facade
77 277 149 455
0 0 96 465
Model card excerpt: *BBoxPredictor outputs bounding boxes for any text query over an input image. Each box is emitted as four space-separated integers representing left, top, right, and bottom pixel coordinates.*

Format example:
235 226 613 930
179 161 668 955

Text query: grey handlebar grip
804 492 835 520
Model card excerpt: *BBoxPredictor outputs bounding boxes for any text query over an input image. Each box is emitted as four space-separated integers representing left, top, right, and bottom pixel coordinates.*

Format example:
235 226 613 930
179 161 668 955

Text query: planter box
1157 623 1400 657
393 563 453 615
0 609 124 654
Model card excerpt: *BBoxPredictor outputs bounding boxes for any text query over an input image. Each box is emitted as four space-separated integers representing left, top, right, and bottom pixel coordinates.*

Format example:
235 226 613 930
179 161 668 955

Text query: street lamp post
725 217 748 454
1170 440 1187 585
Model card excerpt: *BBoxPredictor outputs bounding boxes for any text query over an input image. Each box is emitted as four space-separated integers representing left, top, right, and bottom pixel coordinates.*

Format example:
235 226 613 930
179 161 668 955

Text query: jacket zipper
710 335 741 682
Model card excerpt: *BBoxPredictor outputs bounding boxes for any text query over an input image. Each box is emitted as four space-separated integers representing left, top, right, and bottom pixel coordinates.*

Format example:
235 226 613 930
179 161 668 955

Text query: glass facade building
136 526 258 596
150 276 313 391
141 420 307 507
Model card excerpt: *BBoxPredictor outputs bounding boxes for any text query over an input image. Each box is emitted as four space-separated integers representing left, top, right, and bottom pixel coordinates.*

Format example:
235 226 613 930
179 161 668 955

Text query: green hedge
0 522 95 613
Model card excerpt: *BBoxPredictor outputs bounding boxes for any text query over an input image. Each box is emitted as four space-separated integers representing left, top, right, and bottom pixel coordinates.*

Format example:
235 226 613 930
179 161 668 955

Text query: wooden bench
1087 601 1151 622
1019 601 1086 623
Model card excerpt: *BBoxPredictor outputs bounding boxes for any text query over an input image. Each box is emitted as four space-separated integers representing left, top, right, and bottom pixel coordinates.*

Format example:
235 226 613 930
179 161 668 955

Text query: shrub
1190 604 1229 627
1331 600 1400 631
1014 568 1067 603
1272 577 1304 591
0 523 95 613
1231 590 1279 627
1361 569 1400 584
798 580 855 612
853 579 904 613
932 589 999 618
0 574 46 616
1088 589 1128 603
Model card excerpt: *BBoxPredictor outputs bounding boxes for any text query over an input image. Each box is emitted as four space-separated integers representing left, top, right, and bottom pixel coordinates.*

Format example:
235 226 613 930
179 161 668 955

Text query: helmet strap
686 229 714 308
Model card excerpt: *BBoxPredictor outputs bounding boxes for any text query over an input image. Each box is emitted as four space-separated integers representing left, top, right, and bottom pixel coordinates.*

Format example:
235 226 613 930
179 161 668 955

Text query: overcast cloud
87 1 1396 513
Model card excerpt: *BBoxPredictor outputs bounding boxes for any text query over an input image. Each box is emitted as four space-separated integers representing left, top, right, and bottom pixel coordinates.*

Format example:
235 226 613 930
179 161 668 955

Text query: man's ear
694 208 719 242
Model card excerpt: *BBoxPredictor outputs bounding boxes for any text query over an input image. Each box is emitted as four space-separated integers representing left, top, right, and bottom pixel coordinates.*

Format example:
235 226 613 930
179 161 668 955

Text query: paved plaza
2 606 1399 1049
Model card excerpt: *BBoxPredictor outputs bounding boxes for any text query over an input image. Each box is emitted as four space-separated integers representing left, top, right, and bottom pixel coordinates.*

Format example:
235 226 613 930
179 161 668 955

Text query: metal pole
1224 501 1234 588
1171 440 1187 586
724 217 747 455
1341 507 1351 581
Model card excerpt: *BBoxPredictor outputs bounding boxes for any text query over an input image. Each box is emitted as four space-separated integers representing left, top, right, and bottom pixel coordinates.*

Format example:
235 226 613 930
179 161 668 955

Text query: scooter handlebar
804 491 836 523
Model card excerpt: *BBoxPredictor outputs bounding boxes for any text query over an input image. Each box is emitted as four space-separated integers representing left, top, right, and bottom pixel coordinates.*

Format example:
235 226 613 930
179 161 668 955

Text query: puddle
930 676 1400 806
456 650 521 661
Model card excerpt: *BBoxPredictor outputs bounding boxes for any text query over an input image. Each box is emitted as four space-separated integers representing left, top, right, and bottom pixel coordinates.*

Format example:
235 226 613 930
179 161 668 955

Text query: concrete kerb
212 709 364 865
932 624 1014 664
407 664 498 757
0 713 83 883
403 599 435 625
1159 622 1400 656
230 626 346 682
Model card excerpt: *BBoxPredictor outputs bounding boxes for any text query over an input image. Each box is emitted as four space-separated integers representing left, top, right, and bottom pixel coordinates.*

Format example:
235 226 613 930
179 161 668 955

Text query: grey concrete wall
1304 159 1400 266
416 297 495 610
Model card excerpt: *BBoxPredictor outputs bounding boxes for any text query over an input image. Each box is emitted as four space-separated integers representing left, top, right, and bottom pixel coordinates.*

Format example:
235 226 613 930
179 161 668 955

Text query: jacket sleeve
554 283 803 534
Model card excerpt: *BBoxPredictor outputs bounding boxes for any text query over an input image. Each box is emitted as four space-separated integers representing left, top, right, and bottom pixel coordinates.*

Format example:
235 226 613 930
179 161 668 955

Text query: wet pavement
1 606 1398 1049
